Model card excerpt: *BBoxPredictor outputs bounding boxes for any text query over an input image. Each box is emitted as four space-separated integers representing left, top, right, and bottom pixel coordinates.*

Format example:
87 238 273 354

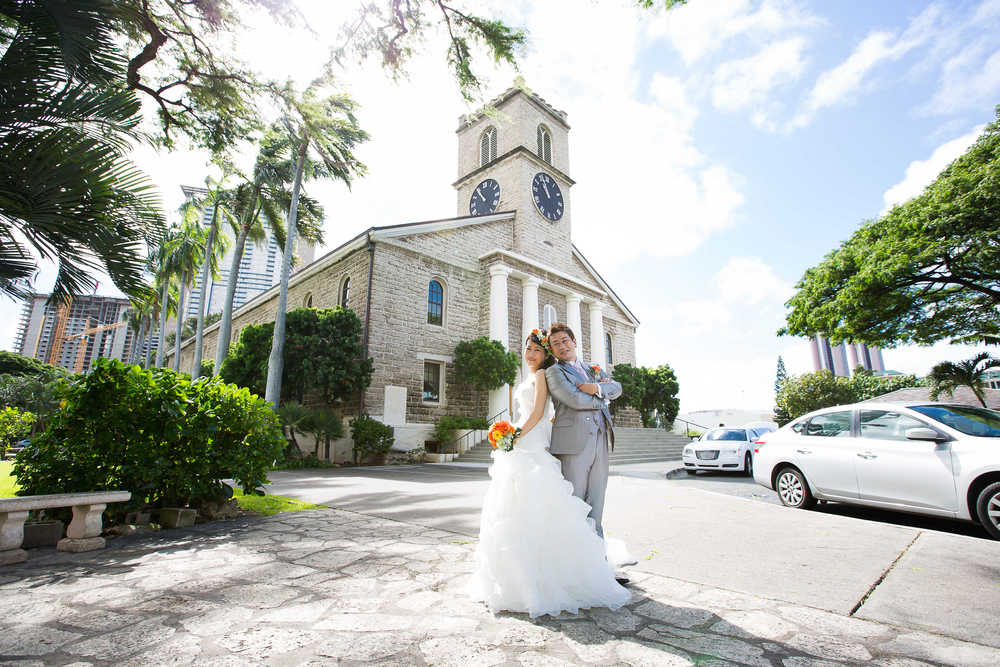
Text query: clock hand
542 181 551 198
476 189 486 202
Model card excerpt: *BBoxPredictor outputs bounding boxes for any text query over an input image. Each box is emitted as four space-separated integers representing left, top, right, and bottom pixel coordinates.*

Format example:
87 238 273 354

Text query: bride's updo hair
526 328 556 370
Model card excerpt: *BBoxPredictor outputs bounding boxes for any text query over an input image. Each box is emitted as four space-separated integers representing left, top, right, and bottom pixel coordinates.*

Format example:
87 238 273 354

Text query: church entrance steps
451 427 690 464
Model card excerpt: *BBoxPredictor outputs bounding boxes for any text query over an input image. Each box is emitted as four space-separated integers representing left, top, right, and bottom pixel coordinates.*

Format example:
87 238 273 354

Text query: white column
521 277 541 378
488 264 512 419
566 294 582 341
589 301 605 366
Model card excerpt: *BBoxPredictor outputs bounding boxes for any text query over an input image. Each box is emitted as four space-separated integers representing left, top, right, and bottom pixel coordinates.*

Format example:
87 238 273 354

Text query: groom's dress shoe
615 575 630 585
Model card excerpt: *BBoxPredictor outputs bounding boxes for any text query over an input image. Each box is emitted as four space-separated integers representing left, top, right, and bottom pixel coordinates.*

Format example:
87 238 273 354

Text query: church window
427 279 444 326
536 125 552 164
605 333 613 367
303 292 313 308
480 126 497 166
543 304 557 330
423 361 442 403
340 277 351 307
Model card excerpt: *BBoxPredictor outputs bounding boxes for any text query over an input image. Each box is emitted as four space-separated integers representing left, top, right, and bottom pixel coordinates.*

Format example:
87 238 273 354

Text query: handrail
444 408 509 454
674 418 708 438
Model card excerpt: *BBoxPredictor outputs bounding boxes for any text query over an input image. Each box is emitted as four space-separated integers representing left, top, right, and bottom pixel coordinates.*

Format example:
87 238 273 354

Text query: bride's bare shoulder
534 369 548 384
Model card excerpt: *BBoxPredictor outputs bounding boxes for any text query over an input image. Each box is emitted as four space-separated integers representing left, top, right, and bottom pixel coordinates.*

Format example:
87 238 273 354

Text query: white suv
752 402 1000 539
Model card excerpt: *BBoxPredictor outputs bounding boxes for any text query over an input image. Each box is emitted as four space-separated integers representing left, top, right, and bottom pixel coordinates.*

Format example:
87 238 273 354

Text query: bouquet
588 364 603 379
488 420 521 452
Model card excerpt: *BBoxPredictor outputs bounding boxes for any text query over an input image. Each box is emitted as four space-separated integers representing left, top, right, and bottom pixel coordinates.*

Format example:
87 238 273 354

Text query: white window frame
480 126 498 166
543 304 557 330
536 124 552 163
421 358 446 406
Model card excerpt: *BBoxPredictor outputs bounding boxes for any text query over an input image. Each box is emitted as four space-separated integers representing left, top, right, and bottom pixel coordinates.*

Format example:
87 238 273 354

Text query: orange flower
590 364 601 374
488 420 515 448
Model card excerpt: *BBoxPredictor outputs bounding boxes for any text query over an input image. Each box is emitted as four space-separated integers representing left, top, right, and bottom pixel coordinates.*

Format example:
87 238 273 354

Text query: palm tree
264 79 368 405
153 229 180 368
169 220 208 372
928 352 1000 408
212 131 324 376
0 0 163 304
181 171 236 379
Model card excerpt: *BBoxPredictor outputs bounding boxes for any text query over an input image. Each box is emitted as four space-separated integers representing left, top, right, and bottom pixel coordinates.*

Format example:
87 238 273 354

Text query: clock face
531 172 564 221
469 178 501 216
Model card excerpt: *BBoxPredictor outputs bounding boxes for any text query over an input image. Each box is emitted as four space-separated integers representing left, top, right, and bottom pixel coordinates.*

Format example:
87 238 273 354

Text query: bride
466 329 630 618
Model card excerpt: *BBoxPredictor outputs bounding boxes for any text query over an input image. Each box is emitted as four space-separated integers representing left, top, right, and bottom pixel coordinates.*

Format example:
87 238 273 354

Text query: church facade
171 85 640 457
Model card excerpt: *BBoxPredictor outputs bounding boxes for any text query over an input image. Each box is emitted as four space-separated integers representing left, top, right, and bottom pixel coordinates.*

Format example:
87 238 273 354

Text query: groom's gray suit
545 359 622 538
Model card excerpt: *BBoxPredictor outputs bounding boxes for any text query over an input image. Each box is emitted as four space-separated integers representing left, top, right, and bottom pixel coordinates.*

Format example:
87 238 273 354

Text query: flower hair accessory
529 328 553 356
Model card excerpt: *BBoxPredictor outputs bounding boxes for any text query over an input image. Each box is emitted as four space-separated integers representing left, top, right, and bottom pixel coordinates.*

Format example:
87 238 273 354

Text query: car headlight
683 447 692 456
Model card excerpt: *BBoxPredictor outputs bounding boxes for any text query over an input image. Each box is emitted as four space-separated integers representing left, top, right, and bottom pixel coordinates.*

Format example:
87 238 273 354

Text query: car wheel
975 481 1000 540
776 467 815 509
744 452 753 477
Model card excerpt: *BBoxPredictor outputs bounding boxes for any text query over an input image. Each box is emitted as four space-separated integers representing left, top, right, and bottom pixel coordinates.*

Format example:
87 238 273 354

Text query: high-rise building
12 294 148 373
810 336 885 377
180 185 316 322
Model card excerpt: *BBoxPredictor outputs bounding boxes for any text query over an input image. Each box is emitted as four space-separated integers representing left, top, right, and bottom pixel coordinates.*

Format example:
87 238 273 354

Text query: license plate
696 450 719 460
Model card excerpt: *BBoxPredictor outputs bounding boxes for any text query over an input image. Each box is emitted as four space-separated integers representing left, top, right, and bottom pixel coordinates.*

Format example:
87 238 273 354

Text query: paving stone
688 588 773 611
313 613 414 631
314 631 416 661
411 614 480 636
217 583 302 608
632 599 716 629
639 625 773 667
117 634 204 667
419 635 506 667
631 574 702 600
879 632 1000 667
493 618 556 646
0 625 83 656
782 658 844 667
257 600 334 624
556 620 619 662
588 605 640 633
710 610 798 641
516 650 579 666
59 609 147 631
133 594 221 616
616 638 695 666
215 625 323 659
397 590 447 611
775 605 890 640
783 632 872 663
65 616 176 661
179 606 255 636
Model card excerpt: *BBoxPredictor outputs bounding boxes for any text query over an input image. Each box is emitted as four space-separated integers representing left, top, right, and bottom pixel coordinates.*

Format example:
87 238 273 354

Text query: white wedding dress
465 375 630 618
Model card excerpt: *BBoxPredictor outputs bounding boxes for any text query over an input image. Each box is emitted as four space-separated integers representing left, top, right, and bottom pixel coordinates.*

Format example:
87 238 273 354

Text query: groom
545 322 622 546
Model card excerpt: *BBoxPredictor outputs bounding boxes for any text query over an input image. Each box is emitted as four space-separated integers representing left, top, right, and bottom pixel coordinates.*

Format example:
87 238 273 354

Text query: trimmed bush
432 415 489 451
350 414 394 462
14 358 285 513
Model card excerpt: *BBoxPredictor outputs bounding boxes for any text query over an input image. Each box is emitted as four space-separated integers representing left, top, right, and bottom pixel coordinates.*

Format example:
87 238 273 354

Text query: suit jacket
545 360 622 455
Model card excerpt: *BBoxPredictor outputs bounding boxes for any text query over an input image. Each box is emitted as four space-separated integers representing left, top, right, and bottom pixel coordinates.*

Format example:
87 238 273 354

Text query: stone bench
0 491 131 565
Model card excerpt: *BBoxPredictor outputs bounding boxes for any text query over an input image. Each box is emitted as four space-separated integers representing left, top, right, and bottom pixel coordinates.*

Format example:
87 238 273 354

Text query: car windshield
910 405 1000 438
705 429 747 441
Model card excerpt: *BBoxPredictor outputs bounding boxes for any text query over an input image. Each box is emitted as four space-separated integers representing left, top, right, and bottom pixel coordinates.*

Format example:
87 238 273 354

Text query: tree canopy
781 105 1000 348
611 363 680 428
774 369 926 425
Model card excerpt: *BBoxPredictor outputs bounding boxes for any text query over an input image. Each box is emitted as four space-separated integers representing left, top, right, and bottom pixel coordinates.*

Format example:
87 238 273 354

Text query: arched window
480 126 497 166
536 125 552 163
543 304 557 330
303 292 313 308
427 279 444 326
605 332 613 367
340 277 350 307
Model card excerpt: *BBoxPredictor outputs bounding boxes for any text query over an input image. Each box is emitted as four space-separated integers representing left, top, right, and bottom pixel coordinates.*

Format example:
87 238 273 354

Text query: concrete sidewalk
2 506 999 666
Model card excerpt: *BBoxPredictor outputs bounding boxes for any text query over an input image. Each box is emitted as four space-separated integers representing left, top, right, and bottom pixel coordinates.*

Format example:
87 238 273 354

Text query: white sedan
752 401 1000 539
682 427 763 476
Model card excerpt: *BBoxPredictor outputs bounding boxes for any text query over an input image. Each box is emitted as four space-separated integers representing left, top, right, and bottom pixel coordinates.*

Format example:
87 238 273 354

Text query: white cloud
715 257 793 305
792 5 942 129
927 47 1000 115
882 125 984 212
646 0 819 65
712 37 807 112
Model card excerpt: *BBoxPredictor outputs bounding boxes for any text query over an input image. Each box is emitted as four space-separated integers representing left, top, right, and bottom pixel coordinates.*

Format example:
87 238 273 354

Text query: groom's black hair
548 322 575 343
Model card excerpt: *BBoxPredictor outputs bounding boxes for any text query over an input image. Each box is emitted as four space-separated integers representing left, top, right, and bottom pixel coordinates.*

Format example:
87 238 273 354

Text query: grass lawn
0 462 322 516
231 488 327 515
0 461 17 498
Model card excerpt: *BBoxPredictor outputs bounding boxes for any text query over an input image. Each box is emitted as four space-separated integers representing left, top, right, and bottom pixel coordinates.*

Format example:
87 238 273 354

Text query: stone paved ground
1 509 997 666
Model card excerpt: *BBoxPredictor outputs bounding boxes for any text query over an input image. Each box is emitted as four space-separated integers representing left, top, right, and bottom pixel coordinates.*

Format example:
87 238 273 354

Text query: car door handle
796 449 811 455
857 452 877 460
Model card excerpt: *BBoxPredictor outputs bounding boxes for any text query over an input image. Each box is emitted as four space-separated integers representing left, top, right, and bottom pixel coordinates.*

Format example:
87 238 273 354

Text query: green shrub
432 415 489 451
0 407 35 457
454 337 519 391
14 358 285 513
0 374 65 432
0 351 69 381
349 414 394 462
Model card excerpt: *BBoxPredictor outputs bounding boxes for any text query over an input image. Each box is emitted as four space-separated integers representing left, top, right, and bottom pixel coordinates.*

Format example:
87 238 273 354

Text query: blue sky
3 0 998 412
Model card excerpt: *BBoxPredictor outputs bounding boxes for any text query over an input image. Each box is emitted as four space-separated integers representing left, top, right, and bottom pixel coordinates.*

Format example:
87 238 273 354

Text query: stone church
173 85 640 458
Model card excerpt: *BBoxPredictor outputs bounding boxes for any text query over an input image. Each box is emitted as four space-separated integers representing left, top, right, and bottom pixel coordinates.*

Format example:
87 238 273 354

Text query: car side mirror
906 427 946 442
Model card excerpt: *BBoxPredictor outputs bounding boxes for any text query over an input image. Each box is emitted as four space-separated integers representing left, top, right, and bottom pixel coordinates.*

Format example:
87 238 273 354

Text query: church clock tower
453 83 576 273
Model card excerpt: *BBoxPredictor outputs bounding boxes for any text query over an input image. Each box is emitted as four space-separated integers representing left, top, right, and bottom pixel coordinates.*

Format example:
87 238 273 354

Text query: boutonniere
588 364 602 379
